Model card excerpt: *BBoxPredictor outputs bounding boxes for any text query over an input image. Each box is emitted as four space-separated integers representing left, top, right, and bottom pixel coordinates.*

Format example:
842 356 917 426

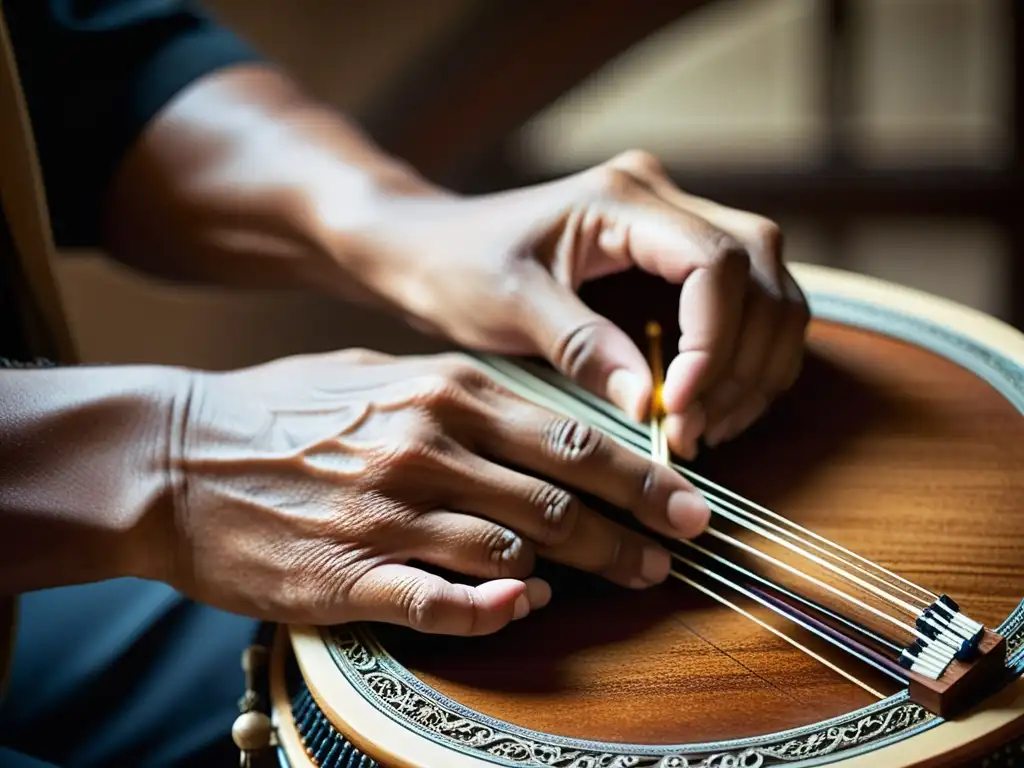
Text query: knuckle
529 484 579 544
750 218 784 256
433 353 480 381
382 424 451 472
551 321 603 381
542 417 601 464
482 528 532 576
591 166 636 199
405 582 446 632
413 373 465 409
704 231 751 275
430 355 493 395
613 148 665 178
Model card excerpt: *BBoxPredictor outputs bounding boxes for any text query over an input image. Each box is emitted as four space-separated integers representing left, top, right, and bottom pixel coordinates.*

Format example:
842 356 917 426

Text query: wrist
0 365 191 592
300 147 454 304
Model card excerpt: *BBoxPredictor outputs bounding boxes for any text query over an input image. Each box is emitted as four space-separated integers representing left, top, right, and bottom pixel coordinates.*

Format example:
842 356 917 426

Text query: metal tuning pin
233 644 275 768
900 599 1007 718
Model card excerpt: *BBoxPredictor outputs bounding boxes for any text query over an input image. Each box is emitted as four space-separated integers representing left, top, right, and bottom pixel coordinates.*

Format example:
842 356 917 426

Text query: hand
347 150 809 457
164 350 710 635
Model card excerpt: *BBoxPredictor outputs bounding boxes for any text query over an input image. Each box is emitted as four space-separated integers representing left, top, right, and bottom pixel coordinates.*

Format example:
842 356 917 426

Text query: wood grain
366 293 1024 745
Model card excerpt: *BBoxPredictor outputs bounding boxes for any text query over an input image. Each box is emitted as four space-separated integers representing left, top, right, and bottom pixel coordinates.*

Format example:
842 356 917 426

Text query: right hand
161 349 710 635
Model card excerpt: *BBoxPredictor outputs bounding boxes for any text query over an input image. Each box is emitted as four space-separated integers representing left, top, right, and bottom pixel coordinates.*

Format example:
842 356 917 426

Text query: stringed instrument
1 9 1019 766
243 263 1024 768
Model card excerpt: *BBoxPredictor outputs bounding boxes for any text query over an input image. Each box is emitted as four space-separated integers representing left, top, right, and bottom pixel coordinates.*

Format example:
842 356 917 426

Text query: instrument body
269 263 1024 768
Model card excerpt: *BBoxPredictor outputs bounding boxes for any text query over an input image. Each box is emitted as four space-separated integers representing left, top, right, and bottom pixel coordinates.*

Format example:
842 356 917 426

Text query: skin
0 64 808 635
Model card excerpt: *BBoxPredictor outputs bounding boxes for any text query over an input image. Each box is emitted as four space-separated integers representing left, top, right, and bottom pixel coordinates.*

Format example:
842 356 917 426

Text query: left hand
346 150 810 457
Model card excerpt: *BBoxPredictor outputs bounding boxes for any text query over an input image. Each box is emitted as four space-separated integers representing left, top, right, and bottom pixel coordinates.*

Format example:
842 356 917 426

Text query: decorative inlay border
320 291 1024 767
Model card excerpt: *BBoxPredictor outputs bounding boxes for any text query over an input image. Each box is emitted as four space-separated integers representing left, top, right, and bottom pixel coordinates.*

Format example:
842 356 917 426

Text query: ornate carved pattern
327 627 941 768
315 294 1024 767
1005 599 1024 662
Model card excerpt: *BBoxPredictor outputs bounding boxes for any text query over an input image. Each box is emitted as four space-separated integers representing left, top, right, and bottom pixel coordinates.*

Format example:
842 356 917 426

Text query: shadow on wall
57 0 481 368
54 0 1013 366
58 253 447 368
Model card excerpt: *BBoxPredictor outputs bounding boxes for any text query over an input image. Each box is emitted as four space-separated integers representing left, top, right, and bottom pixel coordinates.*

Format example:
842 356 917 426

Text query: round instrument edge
281 263 1024 768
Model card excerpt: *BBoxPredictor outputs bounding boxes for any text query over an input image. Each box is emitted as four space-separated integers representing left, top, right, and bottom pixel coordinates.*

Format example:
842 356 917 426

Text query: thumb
341 564 531 635
523 265 652 420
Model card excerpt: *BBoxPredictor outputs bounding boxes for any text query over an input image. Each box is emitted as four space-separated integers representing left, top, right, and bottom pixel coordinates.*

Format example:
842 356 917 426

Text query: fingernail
525 578 552 610
607 368 644 417
668 491 712 538
641 546 671 584
512 593 530 620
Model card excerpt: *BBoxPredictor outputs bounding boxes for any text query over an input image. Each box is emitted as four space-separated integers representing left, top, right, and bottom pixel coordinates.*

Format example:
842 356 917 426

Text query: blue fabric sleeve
2 0 264 248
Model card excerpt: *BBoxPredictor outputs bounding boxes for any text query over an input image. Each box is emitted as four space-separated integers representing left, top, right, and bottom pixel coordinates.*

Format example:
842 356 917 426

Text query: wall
54 0 1014 368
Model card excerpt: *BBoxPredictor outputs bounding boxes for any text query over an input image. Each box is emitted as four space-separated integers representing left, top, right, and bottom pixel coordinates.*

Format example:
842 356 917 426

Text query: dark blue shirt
0 0 260 359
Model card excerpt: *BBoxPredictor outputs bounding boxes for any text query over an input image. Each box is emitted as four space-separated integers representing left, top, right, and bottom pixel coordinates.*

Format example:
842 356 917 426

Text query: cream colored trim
290 625 494 768
286 262 1024 767
270 626 316 767
788 262 1024 363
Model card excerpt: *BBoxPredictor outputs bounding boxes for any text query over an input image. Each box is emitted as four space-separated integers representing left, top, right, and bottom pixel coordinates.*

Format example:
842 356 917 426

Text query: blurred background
55 0 1020 368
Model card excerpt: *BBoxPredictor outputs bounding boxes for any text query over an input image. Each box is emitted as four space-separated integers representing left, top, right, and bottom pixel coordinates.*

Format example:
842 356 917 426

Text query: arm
0 364 185 593
8 0 806 457
5 0 437 300
102 65 440 304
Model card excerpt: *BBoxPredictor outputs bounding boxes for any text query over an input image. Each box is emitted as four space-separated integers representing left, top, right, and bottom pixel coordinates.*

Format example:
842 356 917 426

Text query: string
682 479 931 608
475 354 938 615
702 524 927 641
468 353 969 670
508 355 937 606
703 503 922 617
670 553 905 687
634 343 902 694
667 567 888 699
677 538 903 654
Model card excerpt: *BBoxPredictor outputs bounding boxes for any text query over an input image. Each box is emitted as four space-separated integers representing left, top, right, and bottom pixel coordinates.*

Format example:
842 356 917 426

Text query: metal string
507 354 937 606
667 566 889 698
477 354 938 619
678 538 904 655
470 353 966 678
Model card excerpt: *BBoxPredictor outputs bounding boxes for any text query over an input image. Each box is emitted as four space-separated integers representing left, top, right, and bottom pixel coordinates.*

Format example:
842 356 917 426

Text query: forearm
102 64 445 302
0 366 187 594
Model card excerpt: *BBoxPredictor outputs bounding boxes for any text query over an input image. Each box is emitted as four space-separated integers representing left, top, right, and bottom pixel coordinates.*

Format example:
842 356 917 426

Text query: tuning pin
235 644 273 766
233 710 273 753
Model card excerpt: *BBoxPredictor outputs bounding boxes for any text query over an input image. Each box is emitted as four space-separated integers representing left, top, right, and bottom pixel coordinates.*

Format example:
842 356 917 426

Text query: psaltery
240 264 1024 767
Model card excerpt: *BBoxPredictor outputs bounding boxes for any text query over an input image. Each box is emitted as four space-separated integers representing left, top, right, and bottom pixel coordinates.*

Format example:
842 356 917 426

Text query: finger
439 454 672 589
342 563 548 636
609 150 786 279
757 285 811 401
605 150 805 435
516 258 653 420
440 454 584 547
701 283 780 446
403 509 537 580
664 404 706 461
661 247 749 416
711 285 809 445
471 400 710 540
539 512 672 590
